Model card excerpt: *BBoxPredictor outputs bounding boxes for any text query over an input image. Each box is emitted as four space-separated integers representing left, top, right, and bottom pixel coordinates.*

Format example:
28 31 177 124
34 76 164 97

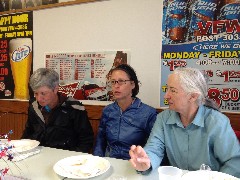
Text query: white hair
173 67 219 110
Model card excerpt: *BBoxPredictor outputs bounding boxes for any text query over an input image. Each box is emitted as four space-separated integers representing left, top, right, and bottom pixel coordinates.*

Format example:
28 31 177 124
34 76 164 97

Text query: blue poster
161 0 240 112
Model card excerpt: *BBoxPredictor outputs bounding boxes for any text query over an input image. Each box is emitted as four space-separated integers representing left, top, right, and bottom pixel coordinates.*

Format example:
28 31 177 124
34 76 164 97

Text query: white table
0 146 160 180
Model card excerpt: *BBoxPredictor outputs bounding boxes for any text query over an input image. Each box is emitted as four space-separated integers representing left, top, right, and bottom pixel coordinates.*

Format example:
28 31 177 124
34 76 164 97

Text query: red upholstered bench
234 130 240 141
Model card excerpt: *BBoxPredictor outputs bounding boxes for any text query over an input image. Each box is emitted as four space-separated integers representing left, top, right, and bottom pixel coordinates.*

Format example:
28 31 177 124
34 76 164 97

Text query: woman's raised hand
129 145 151 172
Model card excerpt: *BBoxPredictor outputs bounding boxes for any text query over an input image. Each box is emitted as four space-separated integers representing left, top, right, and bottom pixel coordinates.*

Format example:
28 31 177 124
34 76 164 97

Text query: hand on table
129 145 151 172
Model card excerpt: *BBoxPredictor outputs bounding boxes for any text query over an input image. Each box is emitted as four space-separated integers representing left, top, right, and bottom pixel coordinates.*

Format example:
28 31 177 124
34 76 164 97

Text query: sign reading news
161 0 240 112
0 12 33 100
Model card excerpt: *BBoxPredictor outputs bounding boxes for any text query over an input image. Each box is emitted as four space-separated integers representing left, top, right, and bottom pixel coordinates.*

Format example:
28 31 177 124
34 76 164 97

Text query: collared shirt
144 105 240 178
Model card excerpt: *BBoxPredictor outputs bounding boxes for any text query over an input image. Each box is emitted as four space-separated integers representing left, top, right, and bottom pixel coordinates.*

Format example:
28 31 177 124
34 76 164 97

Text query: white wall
33 0 163 108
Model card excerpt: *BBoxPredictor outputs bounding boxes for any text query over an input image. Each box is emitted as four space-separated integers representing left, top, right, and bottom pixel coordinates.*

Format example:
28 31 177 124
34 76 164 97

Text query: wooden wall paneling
12 113 28 140
85 105 104 147
223 112 240 131
0 100 29 139
0 100 29 114
0 112 7 136
0 100 240 141
0 112 27 140
85 105 104 120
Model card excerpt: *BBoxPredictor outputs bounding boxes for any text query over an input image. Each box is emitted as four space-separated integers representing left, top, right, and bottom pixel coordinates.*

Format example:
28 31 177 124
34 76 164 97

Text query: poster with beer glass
0 12 33 100
161 0 240 112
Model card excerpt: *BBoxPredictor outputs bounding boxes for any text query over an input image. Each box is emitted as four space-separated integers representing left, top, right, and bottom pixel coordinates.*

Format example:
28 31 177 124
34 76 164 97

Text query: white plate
182 170 239 180
53 155 111 179
10 139 40 153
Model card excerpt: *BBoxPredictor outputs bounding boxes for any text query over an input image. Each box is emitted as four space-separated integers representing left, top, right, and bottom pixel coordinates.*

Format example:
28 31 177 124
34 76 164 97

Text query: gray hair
173 67 219 110
30 68 59 91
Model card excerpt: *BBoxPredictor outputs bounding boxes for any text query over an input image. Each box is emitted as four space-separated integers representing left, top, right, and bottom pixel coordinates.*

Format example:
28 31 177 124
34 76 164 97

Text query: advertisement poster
0 11 33 100
45 51 130 101
161 0 240 112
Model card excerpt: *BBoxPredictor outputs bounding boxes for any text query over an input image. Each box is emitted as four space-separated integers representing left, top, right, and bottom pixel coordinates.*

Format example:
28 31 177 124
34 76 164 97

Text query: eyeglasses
109 80 132 86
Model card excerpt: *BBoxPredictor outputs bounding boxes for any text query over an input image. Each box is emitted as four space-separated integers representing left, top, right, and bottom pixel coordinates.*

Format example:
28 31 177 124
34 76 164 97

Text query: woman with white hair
129 67 240 178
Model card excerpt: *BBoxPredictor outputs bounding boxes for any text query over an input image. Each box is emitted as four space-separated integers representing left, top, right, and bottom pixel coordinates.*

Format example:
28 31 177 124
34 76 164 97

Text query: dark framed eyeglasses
109 80 132 86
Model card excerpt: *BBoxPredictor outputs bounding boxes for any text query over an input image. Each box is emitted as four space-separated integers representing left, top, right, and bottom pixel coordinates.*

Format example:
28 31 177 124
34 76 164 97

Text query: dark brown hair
112 64 139 97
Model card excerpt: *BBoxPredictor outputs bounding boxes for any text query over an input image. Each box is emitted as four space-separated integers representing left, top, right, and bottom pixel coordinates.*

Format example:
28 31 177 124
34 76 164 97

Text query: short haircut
29 68 59 91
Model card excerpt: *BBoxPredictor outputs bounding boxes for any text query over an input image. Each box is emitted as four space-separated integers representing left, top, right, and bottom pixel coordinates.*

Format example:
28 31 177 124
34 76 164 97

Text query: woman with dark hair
106 51 128 101
93 64 157 160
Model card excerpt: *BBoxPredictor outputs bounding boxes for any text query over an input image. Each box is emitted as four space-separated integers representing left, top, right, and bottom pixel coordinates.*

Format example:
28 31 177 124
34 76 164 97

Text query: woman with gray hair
22 68 94 153
173 67 219 110
129 67 240 178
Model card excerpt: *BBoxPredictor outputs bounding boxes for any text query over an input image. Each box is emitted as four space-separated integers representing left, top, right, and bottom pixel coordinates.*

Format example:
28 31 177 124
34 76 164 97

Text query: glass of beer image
9 38 32 100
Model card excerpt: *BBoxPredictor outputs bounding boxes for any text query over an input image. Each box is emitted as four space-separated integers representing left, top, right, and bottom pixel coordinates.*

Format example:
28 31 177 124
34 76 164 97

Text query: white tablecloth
0 146 160 180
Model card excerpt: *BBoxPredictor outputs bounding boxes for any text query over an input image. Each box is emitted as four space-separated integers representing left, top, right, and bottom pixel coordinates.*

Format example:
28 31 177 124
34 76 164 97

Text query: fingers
129 157 137 168
129 145 151 171
129 145 144 157
129 145 143 160
130 145 137 153
129 145 138 168
134 145 146 158
129 145 137 158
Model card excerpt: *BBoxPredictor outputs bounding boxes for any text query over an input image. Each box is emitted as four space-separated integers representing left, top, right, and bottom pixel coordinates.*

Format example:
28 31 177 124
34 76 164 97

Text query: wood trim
0 100 240 141
223 112 240 132
0 100 29 114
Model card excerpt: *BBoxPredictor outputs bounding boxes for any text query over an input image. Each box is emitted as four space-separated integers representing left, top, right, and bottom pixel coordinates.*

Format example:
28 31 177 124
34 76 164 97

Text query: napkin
2 174 30 180
11 147 41 162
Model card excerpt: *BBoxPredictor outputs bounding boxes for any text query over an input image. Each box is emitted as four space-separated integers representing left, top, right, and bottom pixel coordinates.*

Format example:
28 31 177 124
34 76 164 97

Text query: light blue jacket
144 105 240 178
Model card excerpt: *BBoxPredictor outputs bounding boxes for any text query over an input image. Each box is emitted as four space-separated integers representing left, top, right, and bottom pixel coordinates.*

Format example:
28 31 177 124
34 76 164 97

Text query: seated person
93 64 158 160
22 68 94 153
129 67 240 178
